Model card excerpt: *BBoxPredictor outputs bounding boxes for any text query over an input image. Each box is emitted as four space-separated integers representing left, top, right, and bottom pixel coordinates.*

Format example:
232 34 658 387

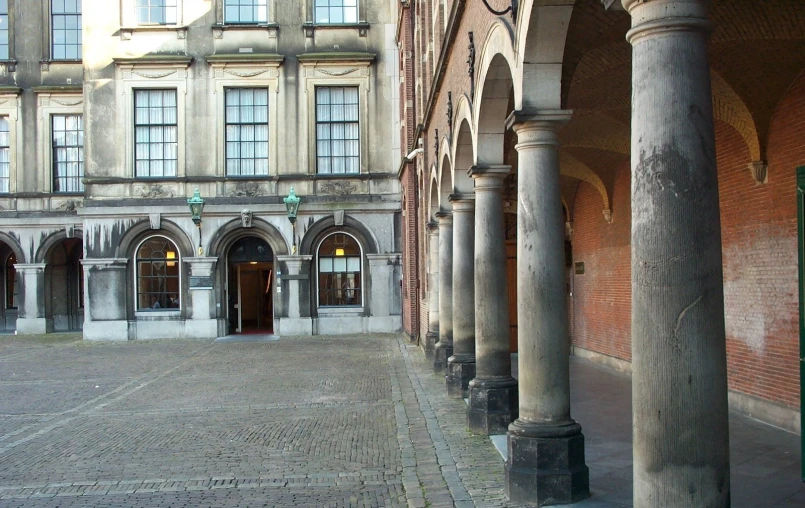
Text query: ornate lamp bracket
480 0 518 23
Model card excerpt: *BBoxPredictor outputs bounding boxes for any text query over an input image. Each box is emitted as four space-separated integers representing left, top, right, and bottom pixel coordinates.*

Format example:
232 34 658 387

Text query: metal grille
225 88 269 176
52 0 82 60
316 86 360 174
53 114 84 193
135 89 178 178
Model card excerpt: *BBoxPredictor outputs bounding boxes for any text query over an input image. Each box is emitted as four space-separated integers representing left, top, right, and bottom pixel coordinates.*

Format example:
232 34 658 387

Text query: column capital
435 211 453 225
448 192 474 204
449 194 475 212
469 165 510 190
505 109 572 132
13 263 46 272
623 0 712 45
427 220 440 233
184 256 218 277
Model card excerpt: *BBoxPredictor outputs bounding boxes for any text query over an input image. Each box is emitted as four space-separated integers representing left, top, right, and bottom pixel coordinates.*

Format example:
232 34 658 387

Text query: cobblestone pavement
0 333 509 508
1 333 803 508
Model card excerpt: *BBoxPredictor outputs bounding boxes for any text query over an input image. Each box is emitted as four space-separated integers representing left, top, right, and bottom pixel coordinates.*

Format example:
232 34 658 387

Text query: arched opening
46 237 83 331
226 236 274 334
316 232 363 308
0 244 17 331
135 236 181 312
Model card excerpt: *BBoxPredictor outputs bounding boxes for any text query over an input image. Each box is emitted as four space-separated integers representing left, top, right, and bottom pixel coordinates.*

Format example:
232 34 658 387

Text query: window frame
0 90 20 194
115 58 190 179
315 232 364 309
314 85 361 175
313 0 358 24
134 88 179 179
299 56 372 176
50 0 82 61
134 0 178 25
0 0 10 61
51 113 84 193
224 87 270 177
133 234 182 312
222 0 268 25
120 0 184 28
208 56 281 182
36 91 84 194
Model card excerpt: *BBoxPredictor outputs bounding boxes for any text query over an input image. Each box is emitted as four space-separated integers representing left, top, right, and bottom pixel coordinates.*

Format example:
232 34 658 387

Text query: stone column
467 165 518 435
446 195 475 398
624 0 730 506
505 113 589 504
423 221 440 359
433 211 453 373
366 253 402 333
81 258 128 341
276 255 313 335
14 263 48 334
185 257 218 339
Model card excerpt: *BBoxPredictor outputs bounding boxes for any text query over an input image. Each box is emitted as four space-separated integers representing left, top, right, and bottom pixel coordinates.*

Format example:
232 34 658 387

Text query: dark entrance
227 236 274 334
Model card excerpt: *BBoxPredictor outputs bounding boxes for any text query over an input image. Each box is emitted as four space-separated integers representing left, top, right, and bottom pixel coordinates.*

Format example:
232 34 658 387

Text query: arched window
5 252 16 309
136 236 180 310
317 233 362 307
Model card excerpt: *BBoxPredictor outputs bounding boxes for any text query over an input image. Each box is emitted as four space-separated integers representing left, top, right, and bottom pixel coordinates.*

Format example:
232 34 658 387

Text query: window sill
302 22 369 38
120 25 188 41
212 23 279 39
40 60 82 71
135 310 182 318
318 306 363 315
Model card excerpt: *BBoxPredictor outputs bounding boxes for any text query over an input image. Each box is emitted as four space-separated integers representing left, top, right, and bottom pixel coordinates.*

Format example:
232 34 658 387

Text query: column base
446 354 475 399
433 341 452 374
422 331 438 360
15 318 51 335
505 419 590 505
467 377 518 435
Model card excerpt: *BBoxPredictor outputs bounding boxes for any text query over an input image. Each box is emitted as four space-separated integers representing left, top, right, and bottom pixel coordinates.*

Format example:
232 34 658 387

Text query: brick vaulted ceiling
557 0 805 217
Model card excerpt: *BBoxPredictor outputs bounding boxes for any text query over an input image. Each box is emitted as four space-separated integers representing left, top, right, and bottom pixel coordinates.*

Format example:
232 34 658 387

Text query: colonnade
420 0 729 505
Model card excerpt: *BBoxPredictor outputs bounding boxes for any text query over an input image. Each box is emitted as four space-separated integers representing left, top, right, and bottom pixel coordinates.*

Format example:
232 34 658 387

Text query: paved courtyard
0 333 802 507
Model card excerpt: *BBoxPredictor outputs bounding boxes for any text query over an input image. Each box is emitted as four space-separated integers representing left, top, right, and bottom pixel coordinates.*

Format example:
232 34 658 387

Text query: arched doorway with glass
135 236 181 312
317 232 363 309
227 236 274 334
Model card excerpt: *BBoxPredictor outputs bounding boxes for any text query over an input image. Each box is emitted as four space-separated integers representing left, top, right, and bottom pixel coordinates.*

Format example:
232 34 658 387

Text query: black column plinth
505 419 590 505
446 355 475 398
467 377 518 435
433 341 452 374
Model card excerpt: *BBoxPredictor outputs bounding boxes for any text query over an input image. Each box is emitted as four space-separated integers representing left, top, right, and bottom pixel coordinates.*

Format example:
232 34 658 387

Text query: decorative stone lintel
185 257 218 278
13 263 46 273
277 254 313 275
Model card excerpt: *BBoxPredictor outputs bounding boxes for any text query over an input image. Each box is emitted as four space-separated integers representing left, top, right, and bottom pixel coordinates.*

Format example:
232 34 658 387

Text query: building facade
397 0 805 505
0 0 403 340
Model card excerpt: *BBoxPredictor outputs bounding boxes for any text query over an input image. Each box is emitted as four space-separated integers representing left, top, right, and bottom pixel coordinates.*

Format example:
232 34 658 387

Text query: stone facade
0 1 403 339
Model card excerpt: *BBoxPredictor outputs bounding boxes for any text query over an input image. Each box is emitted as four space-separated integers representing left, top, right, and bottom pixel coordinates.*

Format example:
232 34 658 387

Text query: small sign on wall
575 262 585 275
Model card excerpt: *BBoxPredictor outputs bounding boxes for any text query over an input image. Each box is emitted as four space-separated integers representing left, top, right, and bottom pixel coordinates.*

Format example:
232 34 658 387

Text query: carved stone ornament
467 32 476 101
320 181 358 196
132 70 177 79
57 199 82 211
434 129 439 161
64 224 75 238
137 184 175 199
317 67 359 77
213 27 224 39
241 209 253 228
749 160 768 184
334 209 345 226
447 91 453 135
149 213 161 230
228 181 265 197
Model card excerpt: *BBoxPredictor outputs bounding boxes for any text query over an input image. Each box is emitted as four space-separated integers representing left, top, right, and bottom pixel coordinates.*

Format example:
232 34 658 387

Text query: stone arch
117 219 195 259
452 117 474 194
560 152 611 221
428 167 440 219
0 231 26 264
207 217 290 260
474 21 519 166
439 145 453 210
299 215 379 257
450 92 475 155
516 0 575 111
710 69 762 162
35 229 83 264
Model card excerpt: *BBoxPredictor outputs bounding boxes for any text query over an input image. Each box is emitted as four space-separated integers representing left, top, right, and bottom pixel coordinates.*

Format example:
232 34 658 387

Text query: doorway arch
227 235 275 334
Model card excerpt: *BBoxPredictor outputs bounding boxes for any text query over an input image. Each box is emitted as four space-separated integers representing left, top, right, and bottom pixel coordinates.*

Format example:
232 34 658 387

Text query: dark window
225 88 269 176
136 236 180 310
135 89 178 178
52 0 82 60
315 86 359 174
0 117 8 193
0 0 8 60
5 252 15 309
53 114 84 193
224 0 267 23
135 0 177 25
314 0 357 23
318 233 361 307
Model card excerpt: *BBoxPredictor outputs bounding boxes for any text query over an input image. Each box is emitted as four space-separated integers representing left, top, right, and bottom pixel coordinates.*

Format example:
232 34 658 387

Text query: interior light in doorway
335 248 345 257
166 250 176 267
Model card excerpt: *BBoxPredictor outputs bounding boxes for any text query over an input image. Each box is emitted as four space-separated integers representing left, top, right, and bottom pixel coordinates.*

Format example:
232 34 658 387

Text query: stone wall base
15 317 50 335
83 321 129 341
572 345 801 435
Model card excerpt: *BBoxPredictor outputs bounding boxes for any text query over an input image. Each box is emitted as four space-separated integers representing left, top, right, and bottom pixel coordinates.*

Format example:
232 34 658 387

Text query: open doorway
227 236 274 334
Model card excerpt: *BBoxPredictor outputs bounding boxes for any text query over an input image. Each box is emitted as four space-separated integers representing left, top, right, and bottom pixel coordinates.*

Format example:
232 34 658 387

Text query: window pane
136 236 181 310
315 87 360 174
225 88 269 176
134 90 178 178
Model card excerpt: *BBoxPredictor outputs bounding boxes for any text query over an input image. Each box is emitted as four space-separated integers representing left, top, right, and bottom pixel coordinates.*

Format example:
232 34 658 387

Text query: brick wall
571 163 632 361
570 73 805 410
